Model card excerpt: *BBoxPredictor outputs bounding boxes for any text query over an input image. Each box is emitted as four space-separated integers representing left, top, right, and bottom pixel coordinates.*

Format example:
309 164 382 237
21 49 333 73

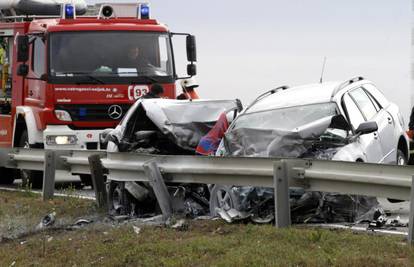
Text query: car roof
247 81 344 113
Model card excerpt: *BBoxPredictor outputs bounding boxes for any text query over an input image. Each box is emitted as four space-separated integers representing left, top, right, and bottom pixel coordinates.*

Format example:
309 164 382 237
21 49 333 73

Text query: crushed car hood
114 99 239 152
224 115 339 157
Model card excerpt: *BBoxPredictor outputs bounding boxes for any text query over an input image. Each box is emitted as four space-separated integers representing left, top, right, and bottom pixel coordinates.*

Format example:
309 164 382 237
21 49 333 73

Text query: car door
362 84 397 164
342 92 383 163
349 87 395 163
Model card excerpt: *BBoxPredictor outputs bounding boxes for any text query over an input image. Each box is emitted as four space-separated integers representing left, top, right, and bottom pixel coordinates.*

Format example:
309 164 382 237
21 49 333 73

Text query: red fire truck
0 2 197 186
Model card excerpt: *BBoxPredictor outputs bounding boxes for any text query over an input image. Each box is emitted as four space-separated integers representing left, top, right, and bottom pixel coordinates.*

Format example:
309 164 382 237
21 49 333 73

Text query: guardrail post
273 160 291 228
88 154 108 210
408 175 414 244
143 160 173 220
42 150 56 201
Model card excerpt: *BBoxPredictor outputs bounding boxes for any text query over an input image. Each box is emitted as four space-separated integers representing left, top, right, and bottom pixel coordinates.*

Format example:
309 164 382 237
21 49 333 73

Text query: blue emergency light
63 4 75 19
140 4 150 19
79 108 87 118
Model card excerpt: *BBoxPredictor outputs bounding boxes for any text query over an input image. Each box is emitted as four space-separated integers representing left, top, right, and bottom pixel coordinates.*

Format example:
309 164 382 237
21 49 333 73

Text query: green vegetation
0 190 413 266
0 190 97 240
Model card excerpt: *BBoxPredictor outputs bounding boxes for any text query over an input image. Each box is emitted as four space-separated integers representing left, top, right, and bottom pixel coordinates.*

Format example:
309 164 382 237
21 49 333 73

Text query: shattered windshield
49 31 173 84
233 102 338 131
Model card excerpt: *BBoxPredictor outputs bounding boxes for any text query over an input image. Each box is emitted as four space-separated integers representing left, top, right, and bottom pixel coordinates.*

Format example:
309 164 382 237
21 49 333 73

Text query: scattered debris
170 219 188 231
70 219 93 229
215 208 251 223
368 209 387 229
386 216 408 228
102 97 406 229
111 215 130 222
106 99 238 219
184 198 207 218
36 212 56 230
141 215 164 224
132 226 141 235
193 216 214 221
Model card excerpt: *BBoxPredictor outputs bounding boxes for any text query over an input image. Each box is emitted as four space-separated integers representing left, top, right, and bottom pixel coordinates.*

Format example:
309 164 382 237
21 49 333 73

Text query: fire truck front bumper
43 125 109 150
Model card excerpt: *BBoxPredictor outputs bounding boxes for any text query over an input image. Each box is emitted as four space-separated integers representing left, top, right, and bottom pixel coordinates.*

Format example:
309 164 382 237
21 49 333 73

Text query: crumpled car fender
332 142 366 162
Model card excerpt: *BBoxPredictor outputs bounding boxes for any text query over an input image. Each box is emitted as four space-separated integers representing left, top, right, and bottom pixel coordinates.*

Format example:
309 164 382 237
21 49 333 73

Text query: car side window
343 94 365 130
349 87 378 120
362 84 389 108
365 90 381 112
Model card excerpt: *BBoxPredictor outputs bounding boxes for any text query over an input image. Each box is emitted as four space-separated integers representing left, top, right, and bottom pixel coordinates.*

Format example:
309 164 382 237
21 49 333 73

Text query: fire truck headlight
55 110 72 122
46 135 78 146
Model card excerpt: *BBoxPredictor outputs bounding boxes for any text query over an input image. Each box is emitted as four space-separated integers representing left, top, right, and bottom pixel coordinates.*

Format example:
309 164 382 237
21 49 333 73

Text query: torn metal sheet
105 99 238 219
213 105 381 224
223 115 347 158
108 99 239 153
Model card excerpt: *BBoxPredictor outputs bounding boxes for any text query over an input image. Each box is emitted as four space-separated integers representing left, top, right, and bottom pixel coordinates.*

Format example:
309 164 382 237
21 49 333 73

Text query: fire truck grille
56 104 131 121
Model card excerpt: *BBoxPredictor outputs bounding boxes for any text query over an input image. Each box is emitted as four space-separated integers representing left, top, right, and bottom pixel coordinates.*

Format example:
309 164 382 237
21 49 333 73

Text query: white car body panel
223 79 409 164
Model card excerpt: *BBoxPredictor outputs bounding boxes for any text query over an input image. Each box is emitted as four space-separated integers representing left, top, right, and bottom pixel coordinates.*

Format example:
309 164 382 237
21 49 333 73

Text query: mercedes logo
108 105 123 120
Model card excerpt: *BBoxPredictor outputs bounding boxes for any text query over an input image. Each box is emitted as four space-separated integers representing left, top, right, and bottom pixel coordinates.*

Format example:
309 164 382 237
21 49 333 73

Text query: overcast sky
89 0 413 123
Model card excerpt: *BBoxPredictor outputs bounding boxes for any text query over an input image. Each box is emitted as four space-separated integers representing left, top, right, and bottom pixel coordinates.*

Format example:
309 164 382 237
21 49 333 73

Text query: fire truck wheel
0 167 15 185
19 130 43 189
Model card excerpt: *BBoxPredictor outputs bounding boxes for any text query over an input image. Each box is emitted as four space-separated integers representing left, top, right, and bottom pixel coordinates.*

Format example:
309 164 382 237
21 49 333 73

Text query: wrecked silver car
210 77 410 223
105 98 241 217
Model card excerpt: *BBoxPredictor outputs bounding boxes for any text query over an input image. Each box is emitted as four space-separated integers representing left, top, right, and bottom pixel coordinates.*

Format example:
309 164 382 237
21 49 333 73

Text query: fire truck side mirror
17 36 29 62
186 35 197 62
17 64 29 76
187 63 197 76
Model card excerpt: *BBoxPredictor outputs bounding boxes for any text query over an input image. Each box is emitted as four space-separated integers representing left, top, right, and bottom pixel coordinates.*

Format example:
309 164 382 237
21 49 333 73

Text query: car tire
0 167 15 185
388 149 407 203
209 185 241 216
19 130 43 189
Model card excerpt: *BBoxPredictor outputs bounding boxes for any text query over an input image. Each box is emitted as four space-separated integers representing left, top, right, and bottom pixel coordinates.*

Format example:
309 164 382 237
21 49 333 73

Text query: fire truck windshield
49 31 174 84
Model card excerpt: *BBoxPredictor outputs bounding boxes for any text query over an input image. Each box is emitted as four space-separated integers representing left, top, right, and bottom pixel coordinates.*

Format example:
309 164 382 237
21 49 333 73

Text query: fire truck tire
19 130 43 189
0 167 15 185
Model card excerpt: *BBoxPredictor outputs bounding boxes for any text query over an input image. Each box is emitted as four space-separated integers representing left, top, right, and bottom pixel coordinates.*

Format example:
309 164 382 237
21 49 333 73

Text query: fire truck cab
0 2 197 186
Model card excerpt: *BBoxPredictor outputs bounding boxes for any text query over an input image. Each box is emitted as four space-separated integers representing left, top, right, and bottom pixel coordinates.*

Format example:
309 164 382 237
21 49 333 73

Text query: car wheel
388 149 407 203
0 167 15 185
209 185 240 216
19 130 43 189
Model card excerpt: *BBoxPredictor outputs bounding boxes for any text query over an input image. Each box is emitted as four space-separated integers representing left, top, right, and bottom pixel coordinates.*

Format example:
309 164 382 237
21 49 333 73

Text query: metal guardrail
1 148 103 175
1 148 414 243
102 152 414 200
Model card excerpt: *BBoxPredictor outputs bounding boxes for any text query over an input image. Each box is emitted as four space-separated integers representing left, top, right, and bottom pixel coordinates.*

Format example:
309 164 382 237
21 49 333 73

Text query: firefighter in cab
177 77 200 100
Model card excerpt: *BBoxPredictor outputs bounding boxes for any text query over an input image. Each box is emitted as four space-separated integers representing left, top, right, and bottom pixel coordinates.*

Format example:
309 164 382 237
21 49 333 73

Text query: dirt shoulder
0 190 413 267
